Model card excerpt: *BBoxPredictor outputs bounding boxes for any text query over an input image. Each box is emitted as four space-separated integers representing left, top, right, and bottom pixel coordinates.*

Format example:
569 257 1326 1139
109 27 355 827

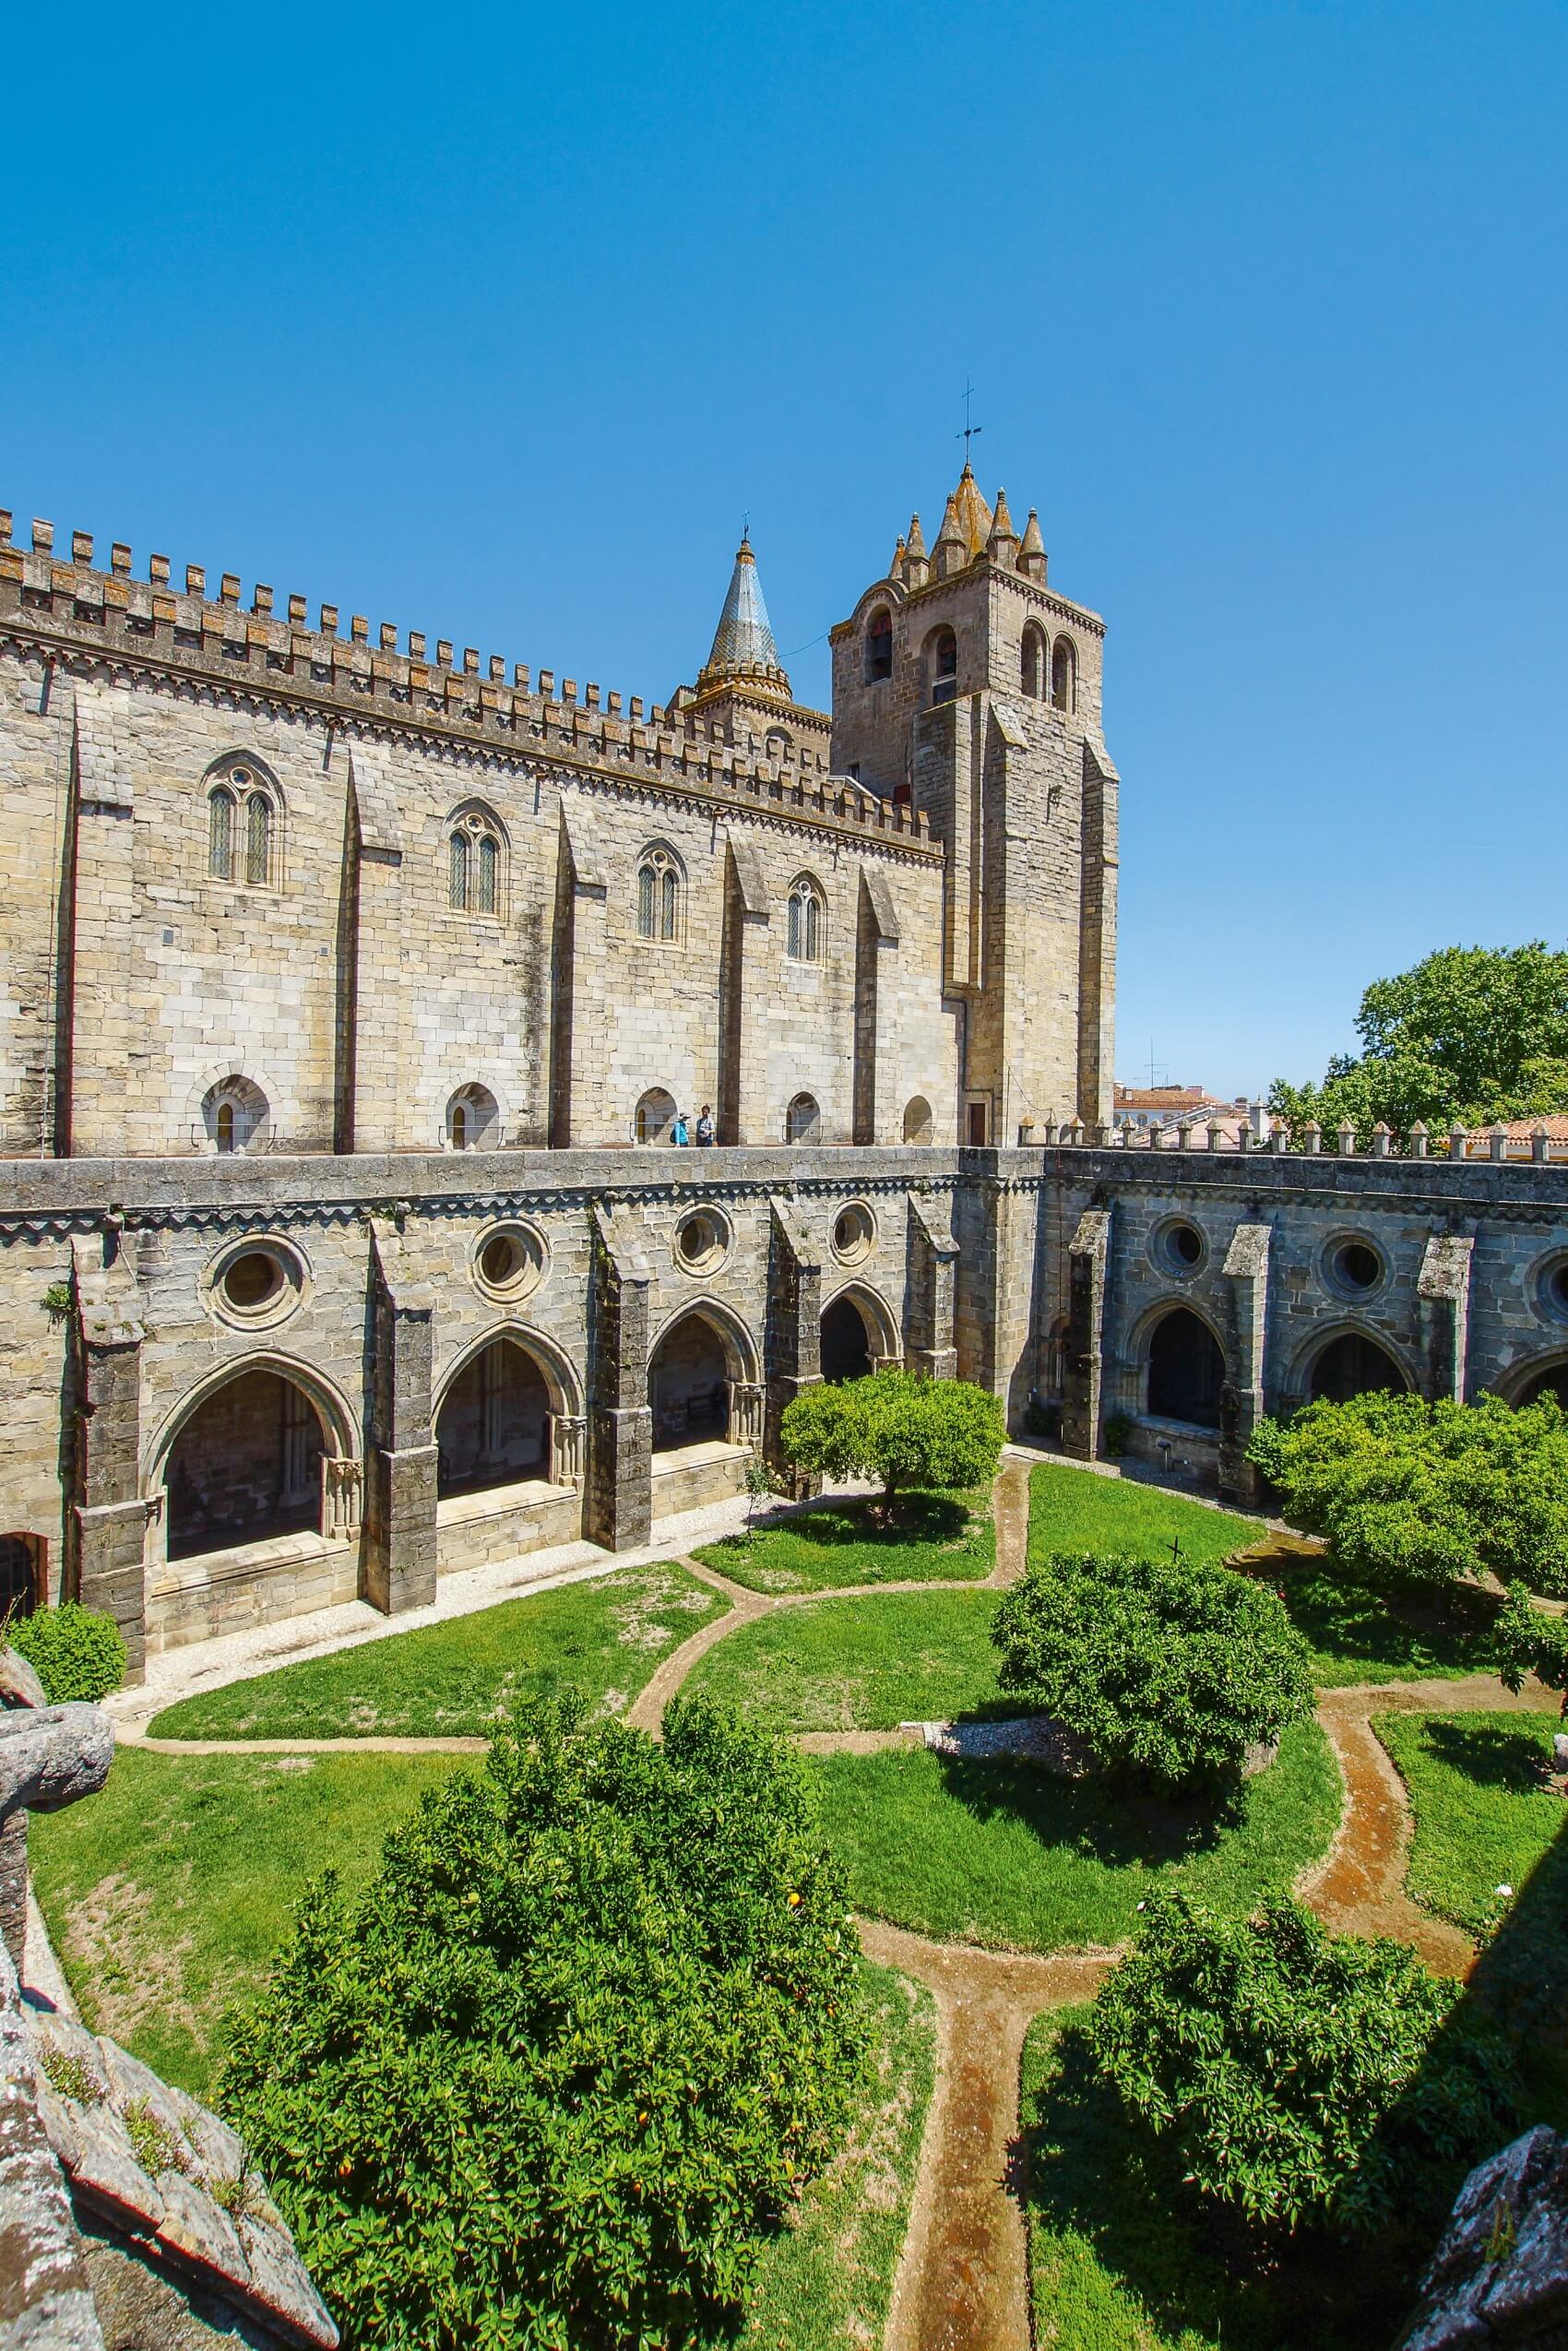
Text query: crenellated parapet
0 511 934 856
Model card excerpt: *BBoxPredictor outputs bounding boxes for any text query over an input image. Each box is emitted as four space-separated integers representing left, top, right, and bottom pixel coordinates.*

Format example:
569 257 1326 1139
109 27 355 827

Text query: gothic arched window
208 787 234 880
787 874 825 963
636 846 681 943
1051 636 1076 713
447 808 503 915
866 608 893 683
1021 624 1047 699
928 626 958 707
207 761 277 886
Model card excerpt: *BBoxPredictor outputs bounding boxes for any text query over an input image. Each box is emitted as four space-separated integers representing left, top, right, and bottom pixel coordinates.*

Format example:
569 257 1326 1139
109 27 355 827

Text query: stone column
1219 1221 1272 1505
68 1235 148 1684
905 1190 958 1379
765 1195 823 1492
585 1202 653 1550
717 834 772 1146
1061 1207 1111 1461
362 1218 438 1614
1419 1233 1475 1403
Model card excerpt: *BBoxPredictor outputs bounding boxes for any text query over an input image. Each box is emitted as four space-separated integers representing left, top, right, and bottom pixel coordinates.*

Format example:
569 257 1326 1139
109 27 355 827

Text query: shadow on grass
1424 1731 1568 2121
933 1752 1229 1868
1273 1560 1498 1678
1023 2014 1412 2351
717 1490 973 1553
1420 1716 1558 1795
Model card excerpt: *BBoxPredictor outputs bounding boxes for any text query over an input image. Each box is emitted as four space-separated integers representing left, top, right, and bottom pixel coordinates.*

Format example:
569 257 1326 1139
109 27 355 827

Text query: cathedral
0 470 1562 1679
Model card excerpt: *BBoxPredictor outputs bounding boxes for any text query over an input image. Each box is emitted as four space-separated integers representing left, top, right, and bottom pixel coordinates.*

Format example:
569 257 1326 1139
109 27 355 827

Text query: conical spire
889 535 906 578
950 463 993 557
987 487 1018 564
934 492 967 552
702 530 782 679
1018 506 1047 581
905 512 927 561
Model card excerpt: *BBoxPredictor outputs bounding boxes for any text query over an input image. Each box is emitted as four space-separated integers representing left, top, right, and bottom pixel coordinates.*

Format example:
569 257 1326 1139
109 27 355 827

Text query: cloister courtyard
26 1447 1567 2351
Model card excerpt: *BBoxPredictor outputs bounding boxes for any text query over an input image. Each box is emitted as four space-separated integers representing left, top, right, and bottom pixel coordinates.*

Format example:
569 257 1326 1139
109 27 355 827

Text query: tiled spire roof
703 532 782 679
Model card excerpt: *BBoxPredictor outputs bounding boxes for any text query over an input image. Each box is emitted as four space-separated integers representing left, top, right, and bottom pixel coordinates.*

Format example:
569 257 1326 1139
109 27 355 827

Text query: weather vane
956 379 983 464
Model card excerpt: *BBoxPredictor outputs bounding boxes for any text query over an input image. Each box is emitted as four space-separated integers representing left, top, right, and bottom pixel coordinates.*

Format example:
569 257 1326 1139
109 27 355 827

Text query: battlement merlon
0 516 936 858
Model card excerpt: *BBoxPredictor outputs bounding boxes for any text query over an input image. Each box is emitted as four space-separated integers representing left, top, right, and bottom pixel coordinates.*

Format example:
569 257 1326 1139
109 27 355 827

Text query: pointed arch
636 839 685 944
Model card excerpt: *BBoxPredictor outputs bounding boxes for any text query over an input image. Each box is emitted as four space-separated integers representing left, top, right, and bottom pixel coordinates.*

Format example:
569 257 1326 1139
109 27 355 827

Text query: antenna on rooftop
956 379 984 465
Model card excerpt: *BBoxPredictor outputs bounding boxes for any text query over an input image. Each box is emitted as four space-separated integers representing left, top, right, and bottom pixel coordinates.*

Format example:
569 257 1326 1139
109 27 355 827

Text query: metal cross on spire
956 379 983 465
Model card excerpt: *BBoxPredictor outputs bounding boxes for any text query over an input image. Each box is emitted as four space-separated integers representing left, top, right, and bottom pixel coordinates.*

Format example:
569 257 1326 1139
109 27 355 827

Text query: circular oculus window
205 1238 307 1328
1324 1236 1384 1299
832 1203 876 1265
472 1222 547 1303
1154 1219 1205 1276
673 1208 730 1276
1536 1255 1568 1324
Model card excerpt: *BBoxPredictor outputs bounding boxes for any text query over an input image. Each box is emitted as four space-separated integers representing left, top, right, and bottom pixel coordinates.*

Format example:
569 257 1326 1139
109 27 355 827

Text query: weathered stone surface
1398 2126 1568 2349
0 1650 48 1713
0 1711 113 1823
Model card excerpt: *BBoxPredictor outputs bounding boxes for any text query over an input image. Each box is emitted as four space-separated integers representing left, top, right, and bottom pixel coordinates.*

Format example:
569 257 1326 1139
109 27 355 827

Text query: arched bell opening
164 1367 330 1561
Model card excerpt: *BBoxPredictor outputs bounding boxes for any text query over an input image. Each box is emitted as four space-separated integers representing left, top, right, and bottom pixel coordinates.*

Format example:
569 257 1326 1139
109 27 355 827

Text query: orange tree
223 1694 867 2350
779 1369 1004 1515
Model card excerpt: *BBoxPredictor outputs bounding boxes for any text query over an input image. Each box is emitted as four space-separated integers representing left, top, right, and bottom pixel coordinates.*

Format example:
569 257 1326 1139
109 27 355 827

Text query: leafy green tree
991 1550 1313 1794
222 1694 867 2351
1492 1581 1568 1718
6 1602 126 1704
1248 1391 1568 1595
779 1370 1004 1513
1268 941 1568 1143
1090 1893 1517 2238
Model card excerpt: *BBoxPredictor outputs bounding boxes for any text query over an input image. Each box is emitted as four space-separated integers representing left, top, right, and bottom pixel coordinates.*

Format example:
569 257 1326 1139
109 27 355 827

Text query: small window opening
867 609 893 683
930 627 958 708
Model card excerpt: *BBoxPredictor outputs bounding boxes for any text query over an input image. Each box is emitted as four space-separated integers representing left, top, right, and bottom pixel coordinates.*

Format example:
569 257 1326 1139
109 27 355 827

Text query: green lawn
1277 1561 1499 1689
685 1588 1004 1732
30 1745 466 2096
1028 1463 1261 1570
697 1486 994 1595
740 1960 935 2349
1376 1705 1568 2123
1031 1459 1497 1690
148 1561 727 1740
812 1719 1339 1951
1020 2005 1415 2350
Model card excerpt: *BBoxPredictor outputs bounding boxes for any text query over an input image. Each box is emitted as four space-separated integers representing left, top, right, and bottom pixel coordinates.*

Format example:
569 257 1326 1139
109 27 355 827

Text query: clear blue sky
6 1 1564 1099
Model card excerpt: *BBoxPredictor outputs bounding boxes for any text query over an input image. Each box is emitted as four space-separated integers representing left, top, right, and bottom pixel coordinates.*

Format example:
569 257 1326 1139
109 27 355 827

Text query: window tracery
787 874 825 962
636 846 681 943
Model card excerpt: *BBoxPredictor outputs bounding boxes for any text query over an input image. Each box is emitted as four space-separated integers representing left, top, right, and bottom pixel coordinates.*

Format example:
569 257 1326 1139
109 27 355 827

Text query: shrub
992 1550 1313 1793
1492 1581 1568 1717
1090 1892 1517 2239
779 1370 1004 1510
222 1693 868 2351
1101 1410 1134 1458
1250 1389 1568 1594
7 1602 127 1704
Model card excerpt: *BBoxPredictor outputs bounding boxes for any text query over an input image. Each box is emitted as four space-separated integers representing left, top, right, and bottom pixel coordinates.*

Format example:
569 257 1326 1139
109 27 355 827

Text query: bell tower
828 467 1117 1140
